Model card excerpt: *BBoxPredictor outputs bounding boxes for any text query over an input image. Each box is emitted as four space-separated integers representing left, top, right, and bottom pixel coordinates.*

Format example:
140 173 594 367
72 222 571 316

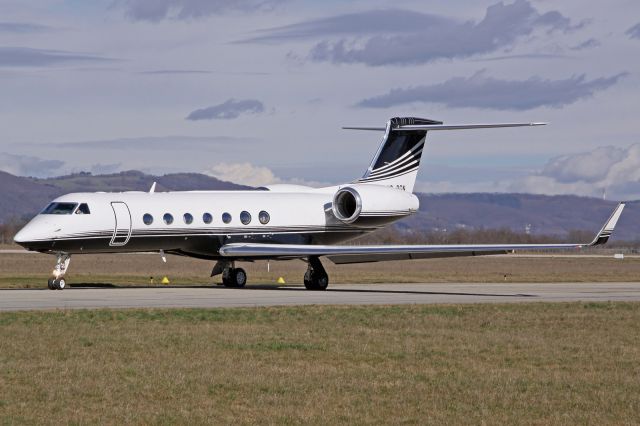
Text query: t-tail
344 117 546 193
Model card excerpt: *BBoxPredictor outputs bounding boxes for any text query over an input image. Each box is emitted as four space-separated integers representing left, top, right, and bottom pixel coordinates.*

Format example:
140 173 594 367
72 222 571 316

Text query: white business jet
14 117 625 290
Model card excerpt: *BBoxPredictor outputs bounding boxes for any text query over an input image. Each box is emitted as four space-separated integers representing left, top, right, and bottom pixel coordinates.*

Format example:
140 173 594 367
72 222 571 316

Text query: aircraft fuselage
15 188 412 260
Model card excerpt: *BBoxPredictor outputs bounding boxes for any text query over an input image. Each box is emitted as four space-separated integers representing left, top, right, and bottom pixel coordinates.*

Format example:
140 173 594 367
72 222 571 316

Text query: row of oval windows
142 211 270 226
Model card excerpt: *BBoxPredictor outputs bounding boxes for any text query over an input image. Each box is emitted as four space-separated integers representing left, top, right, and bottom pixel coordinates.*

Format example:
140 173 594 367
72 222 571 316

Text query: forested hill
0 170 248 223
401 193 639 239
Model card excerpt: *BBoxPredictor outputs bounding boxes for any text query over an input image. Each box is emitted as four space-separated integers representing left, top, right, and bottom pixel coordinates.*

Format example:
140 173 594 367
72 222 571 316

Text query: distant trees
354 226 639 249
0 217 27 245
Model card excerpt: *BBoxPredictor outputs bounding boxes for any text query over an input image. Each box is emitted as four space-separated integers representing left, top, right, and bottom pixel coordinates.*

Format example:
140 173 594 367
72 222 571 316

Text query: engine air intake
332 187 362 224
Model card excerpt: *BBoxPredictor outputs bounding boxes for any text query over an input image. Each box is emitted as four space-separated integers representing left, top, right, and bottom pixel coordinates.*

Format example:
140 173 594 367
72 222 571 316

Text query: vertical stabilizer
356 117 434 192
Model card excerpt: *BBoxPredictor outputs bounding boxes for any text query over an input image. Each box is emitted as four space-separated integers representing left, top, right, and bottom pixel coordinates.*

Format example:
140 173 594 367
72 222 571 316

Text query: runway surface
1 282 640 311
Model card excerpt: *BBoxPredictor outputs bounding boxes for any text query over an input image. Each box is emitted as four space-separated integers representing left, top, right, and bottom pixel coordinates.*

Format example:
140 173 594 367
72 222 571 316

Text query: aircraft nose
13 221 57 247
13 224 35 245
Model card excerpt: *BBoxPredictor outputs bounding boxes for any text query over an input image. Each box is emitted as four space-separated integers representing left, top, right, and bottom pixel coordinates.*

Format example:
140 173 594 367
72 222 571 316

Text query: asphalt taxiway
1 282 639 311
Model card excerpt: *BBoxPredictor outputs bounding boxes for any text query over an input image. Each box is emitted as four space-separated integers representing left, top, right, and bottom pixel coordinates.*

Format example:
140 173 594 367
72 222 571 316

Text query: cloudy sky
1 0 639 199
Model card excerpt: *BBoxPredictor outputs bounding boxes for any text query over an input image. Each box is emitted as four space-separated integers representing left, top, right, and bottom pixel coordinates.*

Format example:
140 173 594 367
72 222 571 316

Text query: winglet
589 202 626 246
149 181 156 193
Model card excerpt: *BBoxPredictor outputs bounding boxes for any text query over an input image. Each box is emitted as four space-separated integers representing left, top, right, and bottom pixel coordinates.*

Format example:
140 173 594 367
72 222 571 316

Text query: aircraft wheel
303 270 312 289
233 268 247 288
303 270 329 291
48 277 66 290
222 271 232 287
222 268 247 288
55 278 66 290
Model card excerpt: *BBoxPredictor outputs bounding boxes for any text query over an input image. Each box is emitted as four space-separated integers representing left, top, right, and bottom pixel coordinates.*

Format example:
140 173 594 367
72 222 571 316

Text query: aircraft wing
219 203 625 264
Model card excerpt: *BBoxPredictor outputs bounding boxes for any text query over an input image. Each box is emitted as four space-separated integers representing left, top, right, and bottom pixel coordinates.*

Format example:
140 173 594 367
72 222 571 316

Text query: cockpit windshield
41 202 78 215
76 203 90 214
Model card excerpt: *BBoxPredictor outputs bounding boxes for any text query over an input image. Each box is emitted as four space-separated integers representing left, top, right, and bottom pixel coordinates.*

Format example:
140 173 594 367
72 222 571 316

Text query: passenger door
110 202 132 246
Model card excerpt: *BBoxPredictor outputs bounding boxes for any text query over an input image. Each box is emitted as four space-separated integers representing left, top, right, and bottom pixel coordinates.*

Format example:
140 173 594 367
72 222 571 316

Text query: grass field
1 251 640 288
0 303 638 424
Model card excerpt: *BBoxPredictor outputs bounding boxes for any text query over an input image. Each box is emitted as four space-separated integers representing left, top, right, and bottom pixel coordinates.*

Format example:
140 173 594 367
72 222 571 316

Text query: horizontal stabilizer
343 122 547 131
342 126 387 131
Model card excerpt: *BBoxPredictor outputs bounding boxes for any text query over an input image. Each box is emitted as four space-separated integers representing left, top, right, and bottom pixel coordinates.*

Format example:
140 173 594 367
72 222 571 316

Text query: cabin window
143 214 153 225
240 211 251 225
203 213 213 224
222 212 232 224
183 213 193 225
259 211 270 225
163 213 174 225
75 203 91 214
41 202 78 215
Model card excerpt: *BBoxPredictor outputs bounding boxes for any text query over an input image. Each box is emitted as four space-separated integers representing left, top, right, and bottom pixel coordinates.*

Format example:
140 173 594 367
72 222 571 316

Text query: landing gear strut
48 253 71 290
304 256 329 291
211 260 247 288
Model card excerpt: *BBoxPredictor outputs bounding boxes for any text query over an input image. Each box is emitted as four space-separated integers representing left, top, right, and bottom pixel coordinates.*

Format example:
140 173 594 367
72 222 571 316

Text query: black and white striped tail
356 117 433 192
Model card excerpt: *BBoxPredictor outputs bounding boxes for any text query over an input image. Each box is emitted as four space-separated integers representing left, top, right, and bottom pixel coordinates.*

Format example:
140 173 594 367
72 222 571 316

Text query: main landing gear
212 261 247 288
212 257 330 290
304 256 329 291
48 253 71 290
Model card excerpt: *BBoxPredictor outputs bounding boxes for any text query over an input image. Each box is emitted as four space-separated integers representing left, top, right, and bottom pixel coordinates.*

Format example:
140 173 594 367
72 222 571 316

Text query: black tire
222 268 247 288
304 270 329 291
47 277 56 290
233 268 247 288
57 278 66 290
315 273 329 290
303 270 313 290
222 269 233 287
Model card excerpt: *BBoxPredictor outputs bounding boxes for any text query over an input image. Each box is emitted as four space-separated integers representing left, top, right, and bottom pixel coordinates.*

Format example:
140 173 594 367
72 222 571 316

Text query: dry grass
1 252 640 288
0 303 639 424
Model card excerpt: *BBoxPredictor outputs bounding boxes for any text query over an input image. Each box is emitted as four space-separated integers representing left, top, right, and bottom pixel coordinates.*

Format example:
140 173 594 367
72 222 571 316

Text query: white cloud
0 153 65 177
416 143 640 200
537 146 625 183
513 144 640 199
511 175 601 196
205 162 281 187
415 179 513 194
204 162 332 188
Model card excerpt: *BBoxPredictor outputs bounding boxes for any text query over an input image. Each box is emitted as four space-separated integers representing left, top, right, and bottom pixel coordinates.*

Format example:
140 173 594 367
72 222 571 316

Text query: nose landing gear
47 276 66 290
48 253 70 290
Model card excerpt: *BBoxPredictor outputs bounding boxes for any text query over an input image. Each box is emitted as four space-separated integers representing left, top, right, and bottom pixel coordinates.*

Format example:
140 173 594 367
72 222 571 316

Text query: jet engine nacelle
331 184 419 226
